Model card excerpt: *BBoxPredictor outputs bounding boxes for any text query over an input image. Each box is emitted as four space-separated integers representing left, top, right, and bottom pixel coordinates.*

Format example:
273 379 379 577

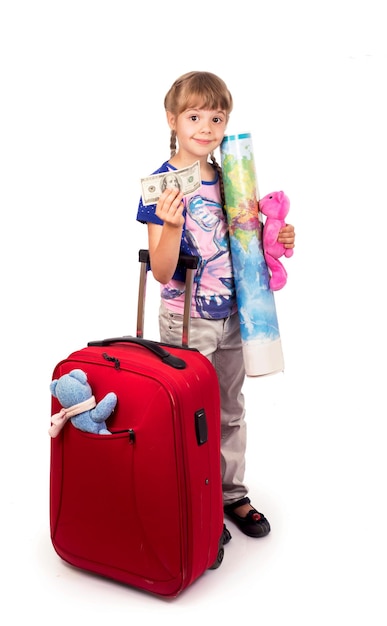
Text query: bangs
181 93 229 113
178 80 232 114
165 71 233 116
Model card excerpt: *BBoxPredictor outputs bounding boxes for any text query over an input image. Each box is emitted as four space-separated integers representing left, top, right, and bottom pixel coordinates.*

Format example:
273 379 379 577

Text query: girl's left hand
278 223 295 249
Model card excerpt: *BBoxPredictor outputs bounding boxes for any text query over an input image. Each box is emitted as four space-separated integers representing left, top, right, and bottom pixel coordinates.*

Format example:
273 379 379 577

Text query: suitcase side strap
87 337 187 370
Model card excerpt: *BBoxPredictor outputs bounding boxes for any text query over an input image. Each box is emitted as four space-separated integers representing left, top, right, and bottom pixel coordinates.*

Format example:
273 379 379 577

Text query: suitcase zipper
110 428 135 443
102 352 120 369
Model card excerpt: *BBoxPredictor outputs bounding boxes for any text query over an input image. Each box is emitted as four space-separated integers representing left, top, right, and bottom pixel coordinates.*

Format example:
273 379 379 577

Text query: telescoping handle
137 249 198 348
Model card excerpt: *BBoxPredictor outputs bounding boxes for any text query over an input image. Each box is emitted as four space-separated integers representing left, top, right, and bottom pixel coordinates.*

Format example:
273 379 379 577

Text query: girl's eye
213 117 223 124
190 115 199 121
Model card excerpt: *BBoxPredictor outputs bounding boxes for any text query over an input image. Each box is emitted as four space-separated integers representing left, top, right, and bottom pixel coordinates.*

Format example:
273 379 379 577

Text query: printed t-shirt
136 161 237 320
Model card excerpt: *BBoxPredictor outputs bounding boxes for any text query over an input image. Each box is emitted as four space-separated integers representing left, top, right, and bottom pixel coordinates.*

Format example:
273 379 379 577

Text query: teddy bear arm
91 392 117 422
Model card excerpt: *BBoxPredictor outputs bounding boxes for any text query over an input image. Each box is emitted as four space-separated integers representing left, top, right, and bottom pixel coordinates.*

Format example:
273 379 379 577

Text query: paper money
141 161 201 206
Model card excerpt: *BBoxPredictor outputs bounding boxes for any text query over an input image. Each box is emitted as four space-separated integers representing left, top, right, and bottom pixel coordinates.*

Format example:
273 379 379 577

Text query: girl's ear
166 111 176 130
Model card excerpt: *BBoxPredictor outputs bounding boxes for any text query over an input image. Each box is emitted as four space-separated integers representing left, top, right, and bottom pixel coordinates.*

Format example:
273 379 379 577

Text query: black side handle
87 336 187 370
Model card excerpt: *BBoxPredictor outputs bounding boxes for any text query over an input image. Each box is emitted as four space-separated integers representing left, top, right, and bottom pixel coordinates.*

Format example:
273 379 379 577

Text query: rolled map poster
220 132 284 376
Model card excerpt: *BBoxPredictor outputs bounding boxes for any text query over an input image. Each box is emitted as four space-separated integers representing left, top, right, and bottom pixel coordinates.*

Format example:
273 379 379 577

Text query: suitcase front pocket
51 422 182 584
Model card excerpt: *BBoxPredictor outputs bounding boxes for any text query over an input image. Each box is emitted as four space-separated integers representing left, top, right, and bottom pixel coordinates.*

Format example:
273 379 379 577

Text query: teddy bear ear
69 369 88 384
50 380 58 397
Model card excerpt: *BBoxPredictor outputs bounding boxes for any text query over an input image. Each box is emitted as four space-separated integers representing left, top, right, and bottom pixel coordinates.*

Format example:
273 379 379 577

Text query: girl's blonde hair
164 71 233 208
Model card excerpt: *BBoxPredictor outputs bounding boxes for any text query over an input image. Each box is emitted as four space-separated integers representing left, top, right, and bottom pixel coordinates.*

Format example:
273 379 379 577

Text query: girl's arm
147 188 185 284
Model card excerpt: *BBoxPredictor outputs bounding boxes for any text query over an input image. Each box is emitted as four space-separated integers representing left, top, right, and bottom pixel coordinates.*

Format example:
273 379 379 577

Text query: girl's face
167 106 228 161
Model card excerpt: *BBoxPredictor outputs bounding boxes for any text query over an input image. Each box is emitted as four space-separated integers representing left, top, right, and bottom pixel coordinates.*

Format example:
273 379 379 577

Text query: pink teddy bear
259 190 293 291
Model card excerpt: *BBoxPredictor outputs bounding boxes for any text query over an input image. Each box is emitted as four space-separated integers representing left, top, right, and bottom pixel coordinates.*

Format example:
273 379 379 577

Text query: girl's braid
169 130 177 158
210 152 226 211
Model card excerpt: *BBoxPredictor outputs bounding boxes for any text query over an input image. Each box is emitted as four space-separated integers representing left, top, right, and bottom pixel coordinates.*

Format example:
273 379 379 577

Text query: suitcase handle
138 248 199 270
87 336 187 370
137 249 199 347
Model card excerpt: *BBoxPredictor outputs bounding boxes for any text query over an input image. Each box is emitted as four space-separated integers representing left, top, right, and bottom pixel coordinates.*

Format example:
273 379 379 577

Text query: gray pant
159 301 248 506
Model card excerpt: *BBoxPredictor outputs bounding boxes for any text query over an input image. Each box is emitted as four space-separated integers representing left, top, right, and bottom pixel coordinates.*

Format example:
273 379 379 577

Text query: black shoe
224 497 271 538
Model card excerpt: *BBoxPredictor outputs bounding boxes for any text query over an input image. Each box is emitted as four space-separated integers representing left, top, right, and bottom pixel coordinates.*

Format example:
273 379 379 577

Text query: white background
1 1 386 624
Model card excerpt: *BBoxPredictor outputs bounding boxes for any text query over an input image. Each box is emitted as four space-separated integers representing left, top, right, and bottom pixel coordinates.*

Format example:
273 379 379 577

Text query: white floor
2 1 386 624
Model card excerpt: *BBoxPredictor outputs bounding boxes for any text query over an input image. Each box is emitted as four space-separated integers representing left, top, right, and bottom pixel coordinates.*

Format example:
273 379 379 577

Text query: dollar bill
141 160 201 206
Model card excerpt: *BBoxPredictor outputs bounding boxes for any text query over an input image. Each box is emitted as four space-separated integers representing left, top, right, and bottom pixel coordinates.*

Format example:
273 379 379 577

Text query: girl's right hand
155 188 184 228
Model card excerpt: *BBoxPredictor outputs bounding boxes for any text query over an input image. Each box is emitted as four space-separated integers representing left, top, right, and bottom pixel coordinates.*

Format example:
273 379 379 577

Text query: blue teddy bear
49 368 117 437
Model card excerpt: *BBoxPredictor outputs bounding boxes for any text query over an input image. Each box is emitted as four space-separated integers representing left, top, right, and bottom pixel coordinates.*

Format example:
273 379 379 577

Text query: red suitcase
49 250 226 598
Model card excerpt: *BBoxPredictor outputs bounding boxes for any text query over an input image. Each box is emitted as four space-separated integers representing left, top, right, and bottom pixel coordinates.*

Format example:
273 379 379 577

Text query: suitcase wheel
209 523 231 569
209 544 225 570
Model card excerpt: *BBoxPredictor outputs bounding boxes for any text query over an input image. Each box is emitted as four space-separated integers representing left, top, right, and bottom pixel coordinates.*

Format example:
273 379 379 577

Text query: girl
136 71 295 539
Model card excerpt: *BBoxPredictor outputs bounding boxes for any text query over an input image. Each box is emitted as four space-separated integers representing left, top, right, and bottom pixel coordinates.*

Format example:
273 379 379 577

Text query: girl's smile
193 137 213 146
